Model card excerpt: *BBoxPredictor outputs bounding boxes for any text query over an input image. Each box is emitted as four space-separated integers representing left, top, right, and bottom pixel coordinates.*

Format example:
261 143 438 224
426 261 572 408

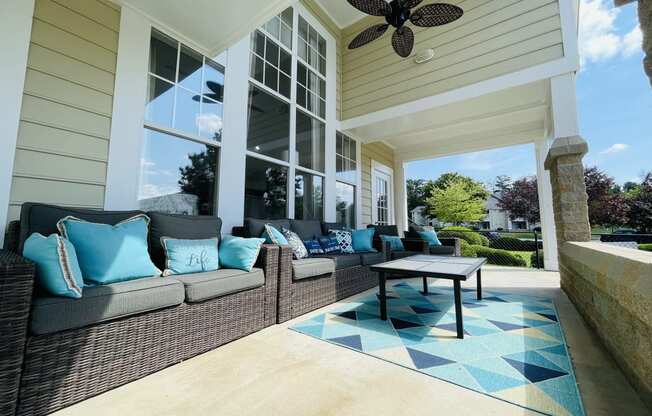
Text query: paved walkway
53 266 649 416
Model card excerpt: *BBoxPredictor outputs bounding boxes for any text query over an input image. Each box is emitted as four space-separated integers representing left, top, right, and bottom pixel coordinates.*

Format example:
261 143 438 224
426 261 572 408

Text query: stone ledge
544 135 589 170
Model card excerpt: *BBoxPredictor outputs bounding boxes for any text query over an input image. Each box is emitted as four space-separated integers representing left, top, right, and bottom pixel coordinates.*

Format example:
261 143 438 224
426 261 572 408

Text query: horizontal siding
341 0 564 119
360 142 394 227
8 0 119 222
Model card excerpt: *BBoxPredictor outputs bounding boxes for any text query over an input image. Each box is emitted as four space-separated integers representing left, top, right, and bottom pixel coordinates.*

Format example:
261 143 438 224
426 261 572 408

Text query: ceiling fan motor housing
385 0 410 28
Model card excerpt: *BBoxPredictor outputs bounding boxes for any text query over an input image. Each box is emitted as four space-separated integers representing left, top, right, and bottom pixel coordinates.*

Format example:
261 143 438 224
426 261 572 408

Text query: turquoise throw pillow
57 215 161 285
219 235 265 272
418 230 442 247
161 238 219 276
23 233 84 298
262 224 288 245
351 228 377 252
380 235 405 251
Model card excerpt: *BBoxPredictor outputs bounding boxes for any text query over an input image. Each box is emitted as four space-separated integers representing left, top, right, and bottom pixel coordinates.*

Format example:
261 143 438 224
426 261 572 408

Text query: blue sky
407 1 650 188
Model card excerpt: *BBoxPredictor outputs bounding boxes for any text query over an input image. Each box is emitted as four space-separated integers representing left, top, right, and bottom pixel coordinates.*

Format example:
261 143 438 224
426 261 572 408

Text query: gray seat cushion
172 268 265 303
17 202 144 254
243 218 290 238
315 253 361 270
148 212 222 270
30 277 184 335
360 252 385 266
290 219 322 240
391 251 424 260
429 245 455 255
292 258 335 280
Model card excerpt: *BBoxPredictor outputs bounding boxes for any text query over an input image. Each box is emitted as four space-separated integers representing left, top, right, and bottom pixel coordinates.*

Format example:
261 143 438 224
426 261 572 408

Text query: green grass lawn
498 232 536 240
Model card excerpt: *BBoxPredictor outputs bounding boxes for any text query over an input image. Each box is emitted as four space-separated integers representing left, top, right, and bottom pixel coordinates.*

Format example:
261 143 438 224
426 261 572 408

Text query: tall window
244 7 328 221
336 133 357 228
140 29 224 215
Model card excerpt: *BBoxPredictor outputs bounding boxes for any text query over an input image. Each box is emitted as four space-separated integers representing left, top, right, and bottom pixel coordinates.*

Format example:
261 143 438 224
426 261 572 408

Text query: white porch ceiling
343 80 551 162
115 0 293 55
314 0 366 28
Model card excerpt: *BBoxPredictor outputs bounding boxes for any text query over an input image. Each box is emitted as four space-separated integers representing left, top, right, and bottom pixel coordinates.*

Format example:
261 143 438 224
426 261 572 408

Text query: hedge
530 250 544 268
439 226 489 247
460 240 477 257
639 244 652 252
471 245 527 267
489 236 542 252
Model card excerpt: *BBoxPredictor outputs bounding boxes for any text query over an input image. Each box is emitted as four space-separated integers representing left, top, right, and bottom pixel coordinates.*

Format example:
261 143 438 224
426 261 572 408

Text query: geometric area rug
290 281 585 416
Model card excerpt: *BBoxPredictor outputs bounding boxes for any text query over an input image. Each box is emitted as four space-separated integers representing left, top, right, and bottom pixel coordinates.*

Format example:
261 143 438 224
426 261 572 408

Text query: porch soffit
114 0 294 55
343 80 549 162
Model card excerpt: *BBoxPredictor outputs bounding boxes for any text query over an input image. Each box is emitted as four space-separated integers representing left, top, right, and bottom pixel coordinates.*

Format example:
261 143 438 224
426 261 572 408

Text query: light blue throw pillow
161 238 219 276
219 235 265 272
380 235 405 251
262 224 288 245
23 233 84 298
57 215 161 285
418 230 442 247
351 228 377 253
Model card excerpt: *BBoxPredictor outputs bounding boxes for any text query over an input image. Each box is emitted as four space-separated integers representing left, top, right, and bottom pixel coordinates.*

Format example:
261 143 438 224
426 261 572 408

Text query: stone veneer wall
559 241 652 408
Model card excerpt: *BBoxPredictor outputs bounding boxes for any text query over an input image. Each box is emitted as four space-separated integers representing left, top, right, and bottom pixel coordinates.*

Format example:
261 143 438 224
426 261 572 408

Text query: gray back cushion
243 218 290 238
321 222 343 235
290 220 322 241
148 212 222 270
18 203 144 254
369 224 399 238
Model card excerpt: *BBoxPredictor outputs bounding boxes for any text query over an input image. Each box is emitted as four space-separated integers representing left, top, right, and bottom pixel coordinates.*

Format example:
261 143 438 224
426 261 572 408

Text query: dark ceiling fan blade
392 27 414 57
410 3 463 27
348 24 389 49
400 0 423 9
346 0 391 16
192 93 222 103
206 81 223 95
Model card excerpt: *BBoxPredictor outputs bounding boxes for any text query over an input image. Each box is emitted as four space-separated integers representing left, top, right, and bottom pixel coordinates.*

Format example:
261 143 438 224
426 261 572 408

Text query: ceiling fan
346 0 463 58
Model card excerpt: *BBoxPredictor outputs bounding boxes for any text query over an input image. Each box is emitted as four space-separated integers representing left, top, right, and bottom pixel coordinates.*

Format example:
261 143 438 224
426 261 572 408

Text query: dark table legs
477 268 482 300
379 271 387 320
453 280 464 339
422 277 428 294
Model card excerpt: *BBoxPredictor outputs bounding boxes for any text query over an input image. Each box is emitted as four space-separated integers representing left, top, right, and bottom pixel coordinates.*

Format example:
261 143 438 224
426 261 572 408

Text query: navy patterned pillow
329 229 354 254
318 236 341 254
303 239 324 255
281 227 309 259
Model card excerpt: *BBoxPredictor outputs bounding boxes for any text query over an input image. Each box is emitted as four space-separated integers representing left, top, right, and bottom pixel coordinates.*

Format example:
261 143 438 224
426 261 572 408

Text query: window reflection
337 182 356 229
295 172 323 220
246 85 290 161
296 111 325 172
245 157 288 219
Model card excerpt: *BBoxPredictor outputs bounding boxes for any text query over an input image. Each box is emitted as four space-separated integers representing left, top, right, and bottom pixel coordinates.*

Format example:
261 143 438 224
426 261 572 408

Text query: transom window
244 7 330 220
140 29 223 215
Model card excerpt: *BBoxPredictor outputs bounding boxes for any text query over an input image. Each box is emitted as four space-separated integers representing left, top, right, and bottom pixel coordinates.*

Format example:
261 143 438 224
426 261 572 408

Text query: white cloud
600 143 629 154
579 0 642 65
623 26 643 57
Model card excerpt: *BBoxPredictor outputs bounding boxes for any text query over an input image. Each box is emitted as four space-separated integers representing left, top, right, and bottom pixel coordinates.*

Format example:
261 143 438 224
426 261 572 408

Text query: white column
535 140 559 271
217 36 250 234
0 0 35 247
104 7 150 210
550 73 580 138
323 10 338 224
393 159 408 233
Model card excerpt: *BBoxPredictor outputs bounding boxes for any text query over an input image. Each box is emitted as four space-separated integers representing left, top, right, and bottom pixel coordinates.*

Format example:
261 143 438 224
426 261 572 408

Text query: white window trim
371 160 395 226
0 0 35 247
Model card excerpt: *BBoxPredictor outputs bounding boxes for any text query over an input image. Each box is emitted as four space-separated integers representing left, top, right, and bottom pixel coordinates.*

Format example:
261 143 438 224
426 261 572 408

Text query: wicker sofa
234 218 384 323
0 203 282 416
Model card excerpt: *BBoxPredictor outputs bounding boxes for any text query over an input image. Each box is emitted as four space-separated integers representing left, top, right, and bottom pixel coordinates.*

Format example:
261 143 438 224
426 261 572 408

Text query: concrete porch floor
53 266 649 416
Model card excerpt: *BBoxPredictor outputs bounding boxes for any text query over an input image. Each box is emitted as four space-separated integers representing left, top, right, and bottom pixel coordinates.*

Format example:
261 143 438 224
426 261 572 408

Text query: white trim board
0 0 35 247
371 160 395 226
340 56 579 133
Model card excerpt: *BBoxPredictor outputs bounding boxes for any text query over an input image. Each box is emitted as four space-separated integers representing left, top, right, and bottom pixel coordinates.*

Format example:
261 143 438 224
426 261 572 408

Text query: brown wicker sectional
0 205 283 416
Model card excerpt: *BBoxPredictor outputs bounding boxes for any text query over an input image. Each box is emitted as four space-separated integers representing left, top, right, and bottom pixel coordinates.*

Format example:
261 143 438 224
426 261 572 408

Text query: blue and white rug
290 281 585 416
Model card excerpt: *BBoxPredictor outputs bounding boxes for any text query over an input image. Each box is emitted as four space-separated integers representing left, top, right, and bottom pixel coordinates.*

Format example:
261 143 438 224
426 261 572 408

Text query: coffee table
370 255 487 339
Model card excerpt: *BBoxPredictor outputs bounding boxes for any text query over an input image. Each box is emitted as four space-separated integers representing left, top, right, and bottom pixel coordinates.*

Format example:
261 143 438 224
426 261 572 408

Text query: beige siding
8 0 119 220
301 0 343 121
360 142 394 227
341 0 564 119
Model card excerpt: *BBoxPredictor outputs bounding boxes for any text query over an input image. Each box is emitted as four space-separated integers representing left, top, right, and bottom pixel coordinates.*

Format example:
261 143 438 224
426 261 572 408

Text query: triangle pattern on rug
328 335 362 351
488 320 529 331
503 357 568 383
391 317 423 330
406 347 454 369
336 311 357 321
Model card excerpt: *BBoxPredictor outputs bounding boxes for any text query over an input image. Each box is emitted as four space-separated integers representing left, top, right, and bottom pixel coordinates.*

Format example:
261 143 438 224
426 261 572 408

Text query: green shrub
459 239 477 257
639 244 652 252
489 236 541 252
472 245 527 267
530 250 544 268
439 226 489 247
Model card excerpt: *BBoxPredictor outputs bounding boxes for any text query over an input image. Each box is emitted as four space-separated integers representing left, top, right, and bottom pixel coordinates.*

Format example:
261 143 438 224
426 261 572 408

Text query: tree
407 179 428 213
494 175 512 194
584 166 622 227
498 176 540 224
178 146 218 215
628 172 652 233
426 174 488 224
